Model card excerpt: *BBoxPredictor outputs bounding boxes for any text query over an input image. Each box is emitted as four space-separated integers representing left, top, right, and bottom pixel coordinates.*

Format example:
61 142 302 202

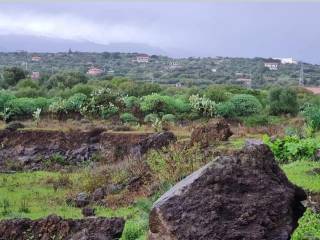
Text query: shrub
47 71 88 89
140 93 189 115
216 101 236 118
205 86 230 102
162 114 176 123
120 113 138 124
16 79 40 89
303 105 320 132
268 87 298 115
123 96 141 111
71 83 95 96
1 67 26 88
101 103 119 119
189 94 216 117
144 113 158 123
6 97 51 118
242 114 270 127
65 93 87 113
121 221 146 240
0 90 15 112
15 87 44 98
82 88 123 118
229 94 262 116
147 144 205 184
263 135 320 164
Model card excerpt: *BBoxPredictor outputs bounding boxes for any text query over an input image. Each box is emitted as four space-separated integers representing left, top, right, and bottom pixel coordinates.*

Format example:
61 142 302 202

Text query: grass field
283 161 320 239
0 160 319 239
0 171 149 239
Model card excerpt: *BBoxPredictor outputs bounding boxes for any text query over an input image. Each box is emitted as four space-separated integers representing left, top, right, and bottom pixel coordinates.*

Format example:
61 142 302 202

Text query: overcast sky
0 2 319 63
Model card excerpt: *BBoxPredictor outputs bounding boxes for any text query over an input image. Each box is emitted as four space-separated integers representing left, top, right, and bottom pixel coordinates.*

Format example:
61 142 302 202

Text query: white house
264 61 279 71
136 54 149 63
31 72 40 80
274 57 298 64
87 67 104 76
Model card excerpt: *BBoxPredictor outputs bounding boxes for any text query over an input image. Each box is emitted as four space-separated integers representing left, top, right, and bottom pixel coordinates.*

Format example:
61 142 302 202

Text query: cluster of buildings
134 54 150 63
263 57 298 71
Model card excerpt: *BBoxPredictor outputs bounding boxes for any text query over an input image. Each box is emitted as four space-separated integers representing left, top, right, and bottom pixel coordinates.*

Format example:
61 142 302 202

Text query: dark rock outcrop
190 119 233 147
0 214 125 240
82 207 96 217
5 121 25 131
0 129 153 171
149 144 306 240
132 131 177 156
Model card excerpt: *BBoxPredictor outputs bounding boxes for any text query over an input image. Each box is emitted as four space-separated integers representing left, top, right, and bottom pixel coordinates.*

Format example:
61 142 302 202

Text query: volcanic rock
74 192 90 208
190 119 233 147
82 207 96 217
5 121 25 131
134 131 177 156
92 187 106 201
149 144 306 240
0 214 124 240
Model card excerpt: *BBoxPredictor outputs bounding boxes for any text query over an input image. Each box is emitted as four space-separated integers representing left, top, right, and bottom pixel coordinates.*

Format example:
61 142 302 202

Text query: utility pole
299 62 304 86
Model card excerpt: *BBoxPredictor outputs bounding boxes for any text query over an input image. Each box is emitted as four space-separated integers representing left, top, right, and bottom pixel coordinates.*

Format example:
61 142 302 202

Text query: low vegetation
0 61 320 239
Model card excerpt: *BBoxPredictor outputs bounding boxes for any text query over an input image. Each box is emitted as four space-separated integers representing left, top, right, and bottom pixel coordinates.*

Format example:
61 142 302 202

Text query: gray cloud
0 2 320 62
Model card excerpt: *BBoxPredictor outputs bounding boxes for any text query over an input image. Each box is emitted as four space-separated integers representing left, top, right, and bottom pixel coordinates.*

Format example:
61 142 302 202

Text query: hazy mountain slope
0 34 166 55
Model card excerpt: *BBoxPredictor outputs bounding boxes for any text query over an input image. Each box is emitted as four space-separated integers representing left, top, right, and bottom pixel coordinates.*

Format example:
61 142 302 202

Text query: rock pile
0 129 175 171
131 131 177 157
149 144 306 240
190 119 233 147
0 214 125 240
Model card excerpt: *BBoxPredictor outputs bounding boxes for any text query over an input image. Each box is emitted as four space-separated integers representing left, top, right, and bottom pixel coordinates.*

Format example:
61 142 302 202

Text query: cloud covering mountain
0 2 320 62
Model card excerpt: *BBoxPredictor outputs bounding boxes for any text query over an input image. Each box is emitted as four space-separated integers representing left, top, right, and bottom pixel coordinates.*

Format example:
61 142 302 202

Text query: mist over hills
0 34 168 55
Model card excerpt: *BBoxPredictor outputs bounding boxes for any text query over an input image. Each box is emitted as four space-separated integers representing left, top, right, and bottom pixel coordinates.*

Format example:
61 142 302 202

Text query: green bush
6 97 51 118
242 114 270 127
263 135 320 164
205 86 230 103
189 94 216 117
268 87 298 115
0 90 15 112
82 88 123 118
229 94 262 116
15 87 44 98
123 96 141 111
303 105 320 132
65 93 87 113
71 83 96 96
144 113 158 123
16 79 39 90
1 67 26 88
47 71 88 89
216 101 236 118
120 113 138 124
162 114 176 123
140 93 189 115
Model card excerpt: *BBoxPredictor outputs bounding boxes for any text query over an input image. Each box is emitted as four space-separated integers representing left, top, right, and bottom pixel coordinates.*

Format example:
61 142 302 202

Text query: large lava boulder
133 131 177 156
190 119 233 147
149 144 306 240
0 214 125 240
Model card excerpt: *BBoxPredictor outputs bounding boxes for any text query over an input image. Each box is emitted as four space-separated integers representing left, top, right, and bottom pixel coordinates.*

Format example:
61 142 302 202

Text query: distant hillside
0 34 166 55
0 51 320 87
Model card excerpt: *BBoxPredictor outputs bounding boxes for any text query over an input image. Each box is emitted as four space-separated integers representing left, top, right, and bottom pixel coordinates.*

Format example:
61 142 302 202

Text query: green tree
46 72 88 89
1 67 26 88
229 94 262 116
268 87 298 115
